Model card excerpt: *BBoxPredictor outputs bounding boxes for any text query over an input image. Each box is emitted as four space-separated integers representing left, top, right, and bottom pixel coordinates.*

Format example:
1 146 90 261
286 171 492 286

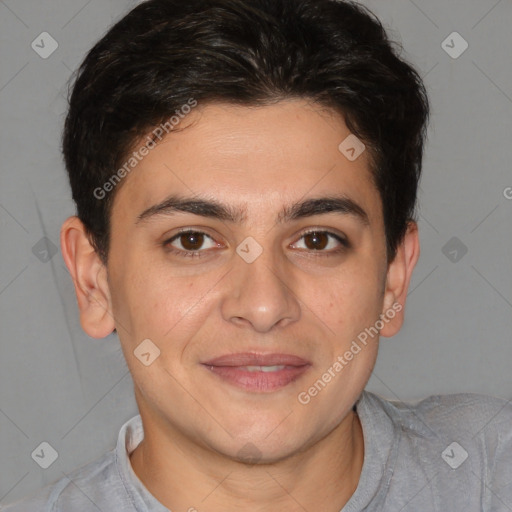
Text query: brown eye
292 230 349 254
179 232 205 251
303 231 329 250
165 230 217 256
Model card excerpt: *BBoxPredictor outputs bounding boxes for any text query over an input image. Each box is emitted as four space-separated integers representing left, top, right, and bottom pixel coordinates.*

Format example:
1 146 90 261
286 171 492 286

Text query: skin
61 99 419 512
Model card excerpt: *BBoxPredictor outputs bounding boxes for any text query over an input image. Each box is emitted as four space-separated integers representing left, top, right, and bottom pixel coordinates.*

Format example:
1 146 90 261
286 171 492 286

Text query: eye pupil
304 232 328 250
181 232 204 250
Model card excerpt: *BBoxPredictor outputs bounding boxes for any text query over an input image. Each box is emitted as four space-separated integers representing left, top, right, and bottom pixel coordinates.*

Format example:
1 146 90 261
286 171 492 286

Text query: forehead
111 99 381 224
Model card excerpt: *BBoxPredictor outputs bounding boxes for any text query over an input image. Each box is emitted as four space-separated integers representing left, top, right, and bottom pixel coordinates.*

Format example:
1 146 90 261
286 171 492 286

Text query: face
63 99 416 463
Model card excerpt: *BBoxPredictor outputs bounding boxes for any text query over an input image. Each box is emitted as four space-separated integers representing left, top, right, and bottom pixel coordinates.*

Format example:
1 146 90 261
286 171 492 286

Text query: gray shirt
3 389 512 511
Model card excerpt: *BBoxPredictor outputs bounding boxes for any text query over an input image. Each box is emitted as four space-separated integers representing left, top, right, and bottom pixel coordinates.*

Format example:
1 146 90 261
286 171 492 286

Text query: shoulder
1 449 119 512
364 389 512 440
400 391 512 448
360 390 512 508
1 484 56 512
364 390 512 485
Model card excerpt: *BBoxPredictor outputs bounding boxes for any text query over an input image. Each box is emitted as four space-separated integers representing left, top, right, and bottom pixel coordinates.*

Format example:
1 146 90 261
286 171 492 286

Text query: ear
60 216 115 338
379 221 420 337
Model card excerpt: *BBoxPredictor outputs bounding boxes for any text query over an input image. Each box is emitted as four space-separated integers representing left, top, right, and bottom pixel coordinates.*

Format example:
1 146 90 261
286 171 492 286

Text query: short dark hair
62 0 430 264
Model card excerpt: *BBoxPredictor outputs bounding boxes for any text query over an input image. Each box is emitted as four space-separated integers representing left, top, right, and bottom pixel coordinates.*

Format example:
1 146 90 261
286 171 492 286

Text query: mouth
201 352 312 392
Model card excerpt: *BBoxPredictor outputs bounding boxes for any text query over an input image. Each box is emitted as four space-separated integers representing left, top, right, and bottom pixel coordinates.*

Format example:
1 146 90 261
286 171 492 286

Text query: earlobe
379 222 420 337
60 216 115 339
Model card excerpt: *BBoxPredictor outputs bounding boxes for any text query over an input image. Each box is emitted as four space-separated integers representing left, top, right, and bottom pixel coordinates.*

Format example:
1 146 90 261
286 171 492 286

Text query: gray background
1 0 511 505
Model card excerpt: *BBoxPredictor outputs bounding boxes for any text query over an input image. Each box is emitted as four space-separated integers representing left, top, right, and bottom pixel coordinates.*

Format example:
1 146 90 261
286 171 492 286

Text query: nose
220 244 301 333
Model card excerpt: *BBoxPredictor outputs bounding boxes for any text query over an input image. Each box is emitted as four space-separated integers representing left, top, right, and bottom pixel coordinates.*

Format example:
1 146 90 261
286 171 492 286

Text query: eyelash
163 229 349 259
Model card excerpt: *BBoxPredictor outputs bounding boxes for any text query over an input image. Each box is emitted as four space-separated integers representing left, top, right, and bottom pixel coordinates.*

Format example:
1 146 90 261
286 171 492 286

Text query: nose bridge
220 238 301 332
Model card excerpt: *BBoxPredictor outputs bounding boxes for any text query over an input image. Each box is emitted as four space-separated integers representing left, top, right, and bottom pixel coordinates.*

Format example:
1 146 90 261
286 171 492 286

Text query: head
61 0 428 463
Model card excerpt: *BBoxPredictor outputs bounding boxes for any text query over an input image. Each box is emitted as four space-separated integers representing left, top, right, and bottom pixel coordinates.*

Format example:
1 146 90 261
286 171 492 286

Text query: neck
129 408 364 512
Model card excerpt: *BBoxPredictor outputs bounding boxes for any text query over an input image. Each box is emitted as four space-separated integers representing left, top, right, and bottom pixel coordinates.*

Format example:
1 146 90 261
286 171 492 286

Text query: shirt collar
114 390 399 512
115 414 170 512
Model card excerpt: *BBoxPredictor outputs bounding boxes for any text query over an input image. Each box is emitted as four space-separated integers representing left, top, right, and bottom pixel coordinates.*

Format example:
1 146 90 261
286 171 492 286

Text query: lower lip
202 365 311 392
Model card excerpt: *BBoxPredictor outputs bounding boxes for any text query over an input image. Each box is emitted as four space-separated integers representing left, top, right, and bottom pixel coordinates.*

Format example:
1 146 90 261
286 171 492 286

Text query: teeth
243 365 286 372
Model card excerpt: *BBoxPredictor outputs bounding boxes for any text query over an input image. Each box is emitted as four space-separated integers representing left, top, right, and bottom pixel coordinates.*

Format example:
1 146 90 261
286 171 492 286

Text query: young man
4 0 511 510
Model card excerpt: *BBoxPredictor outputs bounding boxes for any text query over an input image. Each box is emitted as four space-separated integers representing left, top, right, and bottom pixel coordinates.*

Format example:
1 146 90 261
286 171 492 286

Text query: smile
202 362 311 392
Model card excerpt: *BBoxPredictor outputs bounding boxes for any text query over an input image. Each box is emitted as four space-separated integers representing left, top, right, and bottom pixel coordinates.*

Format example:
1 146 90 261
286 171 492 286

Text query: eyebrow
135 194 370 226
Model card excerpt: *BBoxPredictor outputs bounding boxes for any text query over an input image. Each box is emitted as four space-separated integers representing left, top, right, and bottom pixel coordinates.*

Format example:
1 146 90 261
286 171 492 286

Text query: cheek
302 263 384 336
119 263 221 348
108 256 170 339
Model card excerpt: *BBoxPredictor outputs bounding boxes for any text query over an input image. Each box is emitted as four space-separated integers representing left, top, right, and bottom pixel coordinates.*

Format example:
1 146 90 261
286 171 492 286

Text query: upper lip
202 352 311 367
